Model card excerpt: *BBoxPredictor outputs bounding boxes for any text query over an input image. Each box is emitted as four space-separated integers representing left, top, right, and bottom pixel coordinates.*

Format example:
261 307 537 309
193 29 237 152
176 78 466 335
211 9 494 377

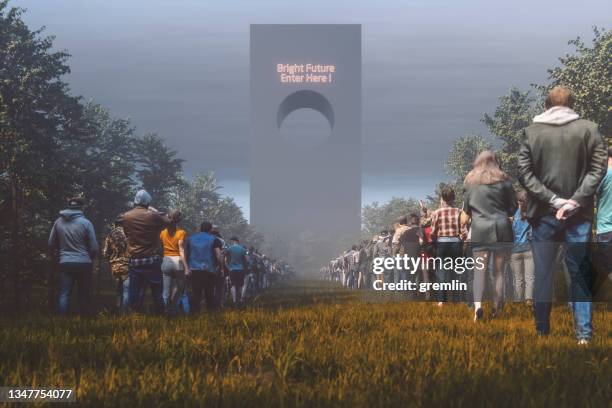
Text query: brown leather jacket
122 206 170 258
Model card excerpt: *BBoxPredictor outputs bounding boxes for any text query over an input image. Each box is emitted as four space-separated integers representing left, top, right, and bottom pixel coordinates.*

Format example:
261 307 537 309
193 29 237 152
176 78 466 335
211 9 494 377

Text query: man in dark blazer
518 86 607 345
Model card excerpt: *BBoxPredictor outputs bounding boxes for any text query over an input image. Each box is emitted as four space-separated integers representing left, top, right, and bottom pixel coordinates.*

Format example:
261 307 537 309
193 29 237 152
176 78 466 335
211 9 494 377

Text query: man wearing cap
48 197 98 315
121 189 171 314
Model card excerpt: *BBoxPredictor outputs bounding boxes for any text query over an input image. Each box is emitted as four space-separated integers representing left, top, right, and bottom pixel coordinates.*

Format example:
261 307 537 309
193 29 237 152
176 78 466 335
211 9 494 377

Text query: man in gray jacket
48 197 99 315
518 86 607 344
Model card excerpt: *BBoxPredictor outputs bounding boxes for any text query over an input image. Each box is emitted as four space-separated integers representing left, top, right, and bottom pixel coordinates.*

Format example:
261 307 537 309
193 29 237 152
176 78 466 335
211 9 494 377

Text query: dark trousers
128 261 164 314
190 270 217 312
435 240 463 302
215 273 227 308
58 262 92 315
594 231 612 300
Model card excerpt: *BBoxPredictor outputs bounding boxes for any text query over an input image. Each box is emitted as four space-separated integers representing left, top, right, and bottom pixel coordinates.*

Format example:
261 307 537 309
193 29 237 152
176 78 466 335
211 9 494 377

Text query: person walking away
261 255 271 289
225 237 248 305
122 190 170 314
346 246 359 289
509 192 535 304
160 210 189 315
48 197 98 316
463 151 517 322
392 217 408 285
365 236 379 289
393 214 423 297
184 221 223 312
103 214 130 312
594 146 612 299
357 242 369 289
419 202 435 299
374 231 392 284
430 185 464 306
211 225 228 308
243 246 258 299
518 86 607 344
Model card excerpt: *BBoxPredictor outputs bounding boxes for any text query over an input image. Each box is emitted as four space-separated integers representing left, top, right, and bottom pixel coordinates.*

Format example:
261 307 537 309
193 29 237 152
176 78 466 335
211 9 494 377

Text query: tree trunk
9 174 24 312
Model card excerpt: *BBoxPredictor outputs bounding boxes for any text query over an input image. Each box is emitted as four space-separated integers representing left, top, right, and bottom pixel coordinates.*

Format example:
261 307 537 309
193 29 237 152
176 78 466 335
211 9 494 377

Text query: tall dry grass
0 281 610 407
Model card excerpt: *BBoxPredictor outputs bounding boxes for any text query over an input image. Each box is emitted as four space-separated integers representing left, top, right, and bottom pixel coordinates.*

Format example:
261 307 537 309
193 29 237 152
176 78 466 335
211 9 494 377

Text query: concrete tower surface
250 24 361 260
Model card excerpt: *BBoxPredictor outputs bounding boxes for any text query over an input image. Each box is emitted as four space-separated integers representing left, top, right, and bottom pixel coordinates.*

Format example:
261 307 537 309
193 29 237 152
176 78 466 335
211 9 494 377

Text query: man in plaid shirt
428 185 464 306
430 205 463 240
103 215 130 312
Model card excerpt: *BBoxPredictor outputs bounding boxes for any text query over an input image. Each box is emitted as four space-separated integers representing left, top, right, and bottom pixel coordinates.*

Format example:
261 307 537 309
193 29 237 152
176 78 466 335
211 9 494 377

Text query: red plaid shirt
430 206 463 239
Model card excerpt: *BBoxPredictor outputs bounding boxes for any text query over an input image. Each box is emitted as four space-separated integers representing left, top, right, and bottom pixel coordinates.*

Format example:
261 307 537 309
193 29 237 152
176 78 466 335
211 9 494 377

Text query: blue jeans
116 277 130 313
58 262 92 315
128 261 164 314
532 214 592 340
180 292 190 313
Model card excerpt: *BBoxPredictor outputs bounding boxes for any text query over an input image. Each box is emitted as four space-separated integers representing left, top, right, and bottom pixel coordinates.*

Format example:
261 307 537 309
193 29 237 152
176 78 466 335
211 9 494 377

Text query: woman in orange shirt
160 210 189 315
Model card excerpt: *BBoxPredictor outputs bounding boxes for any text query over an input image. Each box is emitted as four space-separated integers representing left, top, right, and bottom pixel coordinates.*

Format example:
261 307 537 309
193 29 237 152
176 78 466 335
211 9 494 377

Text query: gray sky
15 0 611 219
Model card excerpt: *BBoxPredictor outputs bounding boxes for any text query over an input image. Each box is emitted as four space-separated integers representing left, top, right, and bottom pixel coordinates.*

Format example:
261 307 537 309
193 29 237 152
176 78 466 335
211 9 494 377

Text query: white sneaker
577 339 590 346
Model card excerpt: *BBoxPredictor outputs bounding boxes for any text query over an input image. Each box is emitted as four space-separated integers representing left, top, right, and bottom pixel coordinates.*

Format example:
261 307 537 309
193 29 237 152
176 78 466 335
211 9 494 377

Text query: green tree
362 197 420 238
73 102 138 232
169 172 222 233
134 133 184 209
536 27 611 143
170 172 262 247
0 2 91 305
444 134 492 183
482 88 536 180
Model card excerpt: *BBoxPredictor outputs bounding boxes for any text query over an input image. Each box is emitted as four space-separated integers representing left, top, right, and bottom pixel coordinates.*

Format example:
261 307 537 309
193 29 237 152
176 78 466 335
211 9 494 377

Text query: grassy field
0 280 610 407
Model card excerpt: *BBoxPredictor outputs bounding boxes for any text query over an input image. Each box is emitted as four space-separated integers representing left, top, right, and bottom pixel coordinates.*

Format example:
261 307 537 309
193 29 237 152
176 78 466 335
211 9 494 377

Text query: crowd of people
47 86 610 344
322 86 611 345
48 189 293 317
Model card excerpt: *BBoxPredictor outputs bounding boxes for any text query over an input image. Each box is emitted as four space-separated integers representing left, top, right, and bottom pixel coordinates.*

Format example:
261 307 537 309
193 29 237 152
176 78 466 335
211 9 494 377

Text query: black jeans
190 270 217 312
434 240 463 302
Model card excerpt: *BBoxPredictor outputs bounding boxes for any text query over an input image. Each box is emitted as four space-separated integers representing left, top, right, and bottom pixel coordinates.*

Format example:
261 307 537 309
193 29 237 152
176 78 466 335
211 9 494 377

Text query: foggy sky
14 0 611 219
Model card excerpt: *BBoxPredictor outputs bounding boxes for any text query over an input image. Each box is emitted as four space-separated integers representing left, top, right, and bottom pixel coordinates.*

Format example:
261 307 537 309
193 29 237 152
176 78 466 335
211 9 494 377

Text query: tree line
362 27 610 237
0 2 260 308
0 1 609 305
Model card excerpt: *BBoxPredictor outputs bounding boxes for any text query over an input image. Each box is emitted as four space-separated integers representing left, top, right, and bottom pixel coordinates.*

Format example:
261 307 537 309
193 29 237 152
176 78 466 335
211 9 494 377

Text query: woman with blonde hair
462 150 517 322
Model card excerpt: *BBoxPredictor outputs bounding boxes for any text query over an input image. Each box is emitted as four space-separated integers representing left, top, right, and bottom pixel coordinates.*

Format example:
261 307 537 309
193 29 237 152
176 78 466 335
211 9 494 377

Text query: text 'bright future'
277 64 336 83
